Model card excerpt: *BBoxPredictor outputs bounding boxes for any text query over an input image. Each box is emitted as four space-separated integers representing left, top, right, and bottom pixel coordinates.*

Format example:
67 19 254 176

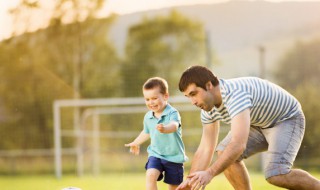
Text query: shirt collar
208 79 225 114
147 103 171 119
219 79 226 95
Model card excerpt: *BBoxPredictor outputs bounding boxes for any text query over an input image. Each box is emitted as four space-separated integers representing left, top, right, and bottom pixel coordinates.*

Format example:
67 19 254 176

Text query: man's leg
263 112 320 189
216 126 267 190
267 169 320 190
219 153 252 190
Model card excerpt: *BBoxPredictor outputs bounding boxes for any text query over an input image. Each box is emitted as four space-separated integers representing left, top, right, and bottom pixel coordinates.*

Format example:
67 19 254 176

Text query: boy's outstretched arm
124 131 150 155
156 121 179 133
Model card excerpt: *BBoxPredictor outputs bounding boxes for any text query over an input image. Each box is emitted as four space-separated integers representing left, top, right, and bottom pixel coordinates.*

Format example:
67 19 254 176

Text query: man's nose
191 98 197 106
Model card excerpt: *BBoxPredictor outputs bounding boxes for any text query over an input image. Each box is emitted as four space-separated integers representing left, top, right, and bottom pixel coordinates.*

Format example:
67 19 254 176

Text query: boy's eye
145 97 157 101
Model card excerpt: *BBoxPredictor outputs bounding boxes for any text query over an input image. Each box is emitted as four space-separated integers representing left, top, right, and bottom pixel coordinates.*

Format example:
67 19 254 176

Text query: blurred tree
45 16 119 98
293 84 320 159
121 10 207 97
48 0 120 98
50 0 104 24
274 40 320 89
8 0 40 37
0 35 75 149
273 39 320 159
0 0 119 149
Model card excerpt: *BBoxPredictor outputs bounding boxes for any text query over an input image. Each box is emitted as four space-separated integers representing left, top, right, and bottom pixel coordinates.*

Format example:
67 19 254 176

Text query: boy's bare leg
223 160 252 190
267 169 320 190
146 168 161 190
168 184 178 190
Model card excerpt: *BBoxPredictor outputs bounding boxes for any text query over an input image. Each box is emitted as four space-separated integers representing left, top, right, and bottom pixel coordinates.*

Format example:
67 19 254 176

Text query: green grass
3 172 319 190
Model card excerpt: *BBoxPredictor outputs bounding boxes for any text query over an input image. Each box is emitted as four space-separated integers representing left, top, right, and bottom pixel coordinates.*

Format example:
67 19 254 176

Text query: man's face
183 83 215 111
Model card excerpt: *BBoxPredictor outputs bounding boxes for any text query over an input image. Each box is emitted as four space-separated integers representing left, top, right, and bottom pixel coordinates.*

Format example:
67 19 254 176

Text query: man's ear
205 81 212 90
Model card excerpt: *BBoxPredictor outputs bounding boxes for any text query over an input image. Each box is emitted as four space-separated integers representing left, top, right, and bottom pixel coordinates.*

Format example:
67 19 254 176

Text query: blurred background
0 0 320 179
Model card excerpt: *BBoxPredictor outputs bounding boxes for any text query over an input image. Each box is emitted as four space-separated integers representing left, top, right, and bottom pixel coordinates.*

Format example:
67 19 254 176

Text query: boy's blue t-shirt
143 104 188 163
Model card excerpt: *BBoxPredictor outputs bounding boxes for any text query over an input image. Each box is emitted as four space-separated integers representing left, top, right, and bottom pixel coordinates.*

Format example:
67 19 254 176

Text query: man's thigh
216 125 268 160
262 113 305 178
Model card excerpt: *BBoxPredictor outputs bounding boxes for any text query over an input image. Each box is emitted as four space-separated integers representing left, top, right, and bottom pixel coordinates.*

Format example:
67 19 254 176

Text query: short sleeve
225 90 252 118
169 110 181 127
144 122 150 134
201 110 215 124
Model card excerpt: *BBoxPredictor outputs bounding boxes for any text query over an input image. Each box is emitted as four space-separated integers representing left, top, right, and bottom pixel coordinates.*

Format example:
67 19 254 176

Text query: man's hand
124 142 140 155
176 178 191 190
187 171 213 190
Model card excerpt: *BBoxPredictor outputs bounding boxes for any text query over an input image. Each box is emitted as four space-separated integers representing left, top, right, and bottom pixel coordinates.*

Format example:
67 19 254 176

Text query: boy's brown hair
143 77 169 95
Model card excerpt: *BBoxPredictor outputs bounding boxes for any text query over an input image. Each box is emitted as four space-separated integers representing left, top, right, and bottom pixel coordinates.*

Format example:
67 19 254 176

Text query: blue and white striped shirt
201 77 301 128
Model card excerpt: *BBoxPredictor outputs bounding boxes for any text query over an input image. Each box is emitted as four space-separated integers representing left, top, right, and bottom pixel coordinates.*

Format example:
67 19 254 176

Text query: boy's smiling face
143 86 168 115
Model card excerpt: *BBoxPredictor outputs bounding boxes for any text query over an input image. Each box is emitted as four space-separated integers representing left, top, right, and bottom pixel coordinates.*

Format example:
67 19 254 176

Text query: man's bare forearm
189 147 215 174
207 141 245 177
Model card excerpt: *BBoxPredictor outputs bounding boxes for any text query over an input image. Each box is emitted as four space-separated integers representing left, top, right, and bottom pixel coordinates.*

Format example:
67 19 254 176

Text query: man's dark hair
179 65 219 92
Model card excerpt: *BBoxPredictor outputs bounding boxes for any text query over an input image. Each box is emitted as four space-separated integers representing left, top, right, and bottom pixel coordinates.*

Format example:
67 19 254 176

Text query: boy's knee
146 169 161 181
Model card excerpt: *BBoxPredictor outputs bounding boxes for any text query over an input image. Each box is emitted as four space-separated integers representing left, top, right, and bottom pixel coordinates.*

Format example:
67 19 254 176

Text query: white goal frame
53 96 196 178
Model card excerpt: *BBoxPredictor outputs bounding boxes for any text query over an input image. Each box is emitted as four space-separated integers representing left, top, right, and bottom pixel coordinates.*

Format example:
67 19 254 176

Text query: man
177 65 320 190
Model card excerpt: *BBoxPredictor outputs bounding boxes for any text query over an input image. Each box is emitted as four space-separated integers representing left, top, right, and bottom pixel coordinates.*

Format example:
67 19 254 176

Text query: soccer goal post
53 96 196 178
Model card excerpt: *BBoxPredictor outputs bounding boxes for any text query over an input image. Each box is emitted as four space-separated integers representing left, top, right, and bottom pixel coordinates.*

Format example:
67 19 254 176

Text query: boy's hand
124 142 140 155
156 123 166 133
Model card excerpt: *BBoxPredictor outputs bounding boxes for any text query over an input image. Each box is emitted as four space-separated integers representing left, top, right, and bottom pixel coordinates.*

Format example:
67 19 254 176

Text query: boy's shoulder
165 103 179 114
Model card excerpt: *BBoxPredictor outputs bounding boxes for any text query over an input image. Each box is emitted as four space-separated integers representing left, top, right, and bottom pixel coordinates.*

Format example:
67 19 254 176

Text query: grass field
2 172 319 190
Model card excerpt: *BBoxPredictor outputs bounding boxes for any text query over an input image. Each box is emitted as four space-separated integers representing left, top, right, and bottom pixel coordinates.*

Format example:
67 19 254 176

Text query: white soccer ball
61 187 82 190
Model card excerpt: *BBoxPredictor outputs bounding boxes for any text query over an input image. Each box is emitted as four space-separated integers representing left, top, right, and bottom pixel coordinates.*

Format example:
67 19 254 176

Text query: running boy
125 77 188 190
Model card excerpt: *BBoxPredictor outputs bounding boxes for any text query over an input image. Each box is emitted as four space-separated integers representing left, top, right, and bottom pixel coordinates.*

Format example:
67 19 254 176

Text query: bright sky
0 0 318 40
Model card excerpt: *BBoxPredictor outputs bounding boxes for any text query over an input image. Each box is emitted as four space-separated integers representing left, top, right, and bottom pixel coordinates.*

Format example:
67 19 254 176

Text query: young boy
125 77 188 190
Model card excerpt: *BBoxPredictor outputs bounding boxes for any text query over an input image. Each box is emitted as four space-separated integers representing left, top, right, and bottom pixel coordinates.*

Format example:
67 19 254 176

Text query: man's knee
266 175 281 185
266 172 290 187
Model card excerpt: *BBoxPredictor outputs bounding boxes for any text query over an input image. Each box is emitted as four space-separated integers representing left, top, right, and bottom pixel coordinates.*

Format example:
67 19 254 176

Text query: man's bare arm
189 121 220 173
206 108 251 177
